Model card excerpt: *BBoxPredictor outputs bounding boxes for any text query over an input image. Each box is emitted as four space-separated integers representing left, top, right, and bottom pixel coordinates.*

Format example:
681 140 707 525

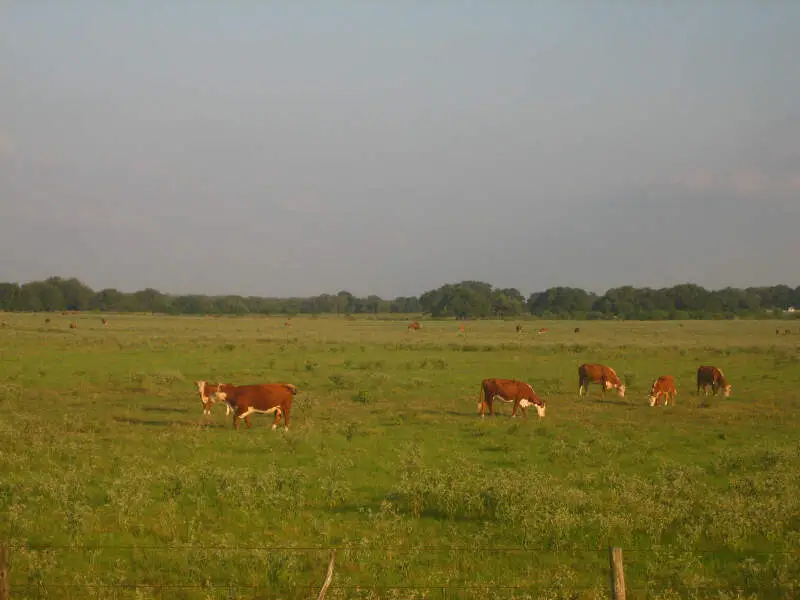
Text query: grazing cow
284 320 292 327
574 327 580 333
0 320 6 329
478 378 546 419
408 321 421 331
516 324 523 333
45 318 51 324
102 318 108 326
459 324 465 333
196 380 233 416
211 383 297 430
777 328 781 335
785 329 791 335
578 363 626 398
696 366 732 397
69 322 77 329
648 375 677 407
536 328 549 335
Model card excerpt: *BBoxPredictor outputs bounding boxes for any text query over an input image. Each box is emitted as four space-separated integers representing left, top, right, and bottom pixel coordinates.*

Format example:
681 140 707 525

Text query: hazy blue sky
2 2 799 298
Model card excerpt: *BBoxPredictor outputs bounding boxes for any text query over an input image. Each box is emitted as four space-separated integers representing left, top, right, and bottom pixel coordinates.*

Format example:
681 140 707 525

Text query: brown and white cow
408 321 421 331
478 378 546 419
578 363 626 398
101 318 108 326
536 328 549 335
211 383 297 430
196 380 232 416
648 375 677 407
696 366 732 397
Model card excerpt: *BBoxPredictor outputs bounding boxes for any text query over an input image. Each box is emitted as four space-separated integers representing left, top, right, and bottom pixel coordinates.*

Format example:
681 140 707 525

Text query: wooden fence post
316 550 335 600
609 546 626 600
0 545 10 600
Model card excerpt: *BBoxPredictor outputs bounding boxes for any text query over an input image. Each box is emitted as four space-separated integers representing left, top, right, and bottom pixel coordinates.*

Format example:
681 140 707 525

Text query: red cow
211 383 297 430
408 321 421 331
69 322 77 329
478 378 546 419
578 363 626 398
648 375 677 407
516 324 523 333
536 328 549 335
696 366 732 397
101 318 108 326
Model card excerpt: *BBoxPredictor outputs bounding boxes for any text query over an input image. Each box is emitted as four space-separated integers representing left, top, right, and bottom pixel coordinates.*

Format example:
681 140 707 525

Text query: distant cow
45 318 51 324
776 328 781 336
0 320 6 329
578 363 626 398
574 327 580 333
648 375 677 407
536 328 549 335
196 380 230 416
284 320 292 327
696 366 732 397
408 321 421 331
478 378 546 419
516 324 523 333
101 318 108 326
459 324 465 333
69 322 77 329
211 383 298 430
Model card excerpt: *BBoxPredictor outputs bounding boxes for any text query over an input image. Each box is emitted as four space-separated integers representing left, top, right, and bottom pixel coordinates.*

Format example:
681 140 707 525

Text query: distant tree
0 282 20 310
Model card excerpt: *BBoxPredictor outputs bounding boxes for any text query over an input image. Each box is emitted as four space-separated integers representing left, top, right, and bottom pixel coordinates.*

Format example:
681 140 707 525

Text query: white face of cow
648 395 657 407
618 384 626 398
723 385 732 398
535 403 546 418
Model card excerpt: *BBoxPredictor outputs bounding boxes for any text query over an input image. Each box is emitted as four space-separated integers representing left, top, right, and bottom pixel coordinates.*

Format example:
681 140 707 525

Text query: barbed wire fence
0 543 796 599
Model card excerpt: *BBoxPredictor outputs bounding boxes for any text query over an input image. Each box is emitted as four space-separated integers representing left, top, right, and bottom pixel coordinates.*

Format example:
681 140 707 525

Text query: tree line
0 276 798 320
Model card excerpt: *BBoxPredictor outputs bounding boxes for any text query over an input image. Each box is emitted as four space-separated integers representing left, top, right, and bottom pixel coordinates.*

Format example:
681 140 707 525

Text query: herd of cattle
195 364 732 432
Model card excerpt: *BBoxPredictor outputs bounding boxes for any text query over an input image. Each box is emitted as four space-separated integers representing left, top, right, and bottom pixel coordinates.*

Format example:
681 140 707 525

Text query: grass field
1 312 799 599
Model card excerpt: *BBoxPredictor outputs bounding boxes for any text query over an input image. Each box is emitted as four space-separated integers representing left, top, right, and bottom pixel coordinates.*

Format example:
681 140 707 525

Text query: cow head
648 394 658 407
722 384 732 398
519 398 546 418
617 384 626 398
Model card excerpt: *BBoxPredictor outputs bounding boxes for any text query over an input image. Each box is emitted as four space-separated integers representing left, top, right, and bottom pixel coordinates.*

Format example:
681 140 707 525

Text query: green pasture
1 313 799 599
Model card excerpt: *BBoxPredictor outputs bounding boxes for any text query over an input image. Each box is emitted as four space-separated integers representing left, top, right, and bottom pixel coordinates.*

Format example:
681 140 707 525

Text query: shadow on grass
113 416 225 428
416 408 468 418
142 406 191 414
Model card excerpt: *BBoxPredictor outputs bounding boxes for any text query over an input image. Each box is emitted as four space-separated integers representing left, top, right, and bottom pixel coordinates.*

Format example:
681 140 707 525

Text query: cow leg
282 404 290 430
511 399 517 418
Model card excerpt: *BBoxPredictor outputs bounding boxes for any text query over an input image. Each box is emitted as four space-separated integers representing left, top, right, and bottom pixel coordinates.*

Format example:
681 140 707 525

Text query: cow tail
284 384 298 395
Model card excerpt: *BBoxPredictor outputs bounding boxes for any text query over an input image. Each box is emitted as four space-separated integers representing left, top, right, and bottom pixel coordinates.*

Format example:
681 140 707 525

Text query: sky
1 1 799 298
